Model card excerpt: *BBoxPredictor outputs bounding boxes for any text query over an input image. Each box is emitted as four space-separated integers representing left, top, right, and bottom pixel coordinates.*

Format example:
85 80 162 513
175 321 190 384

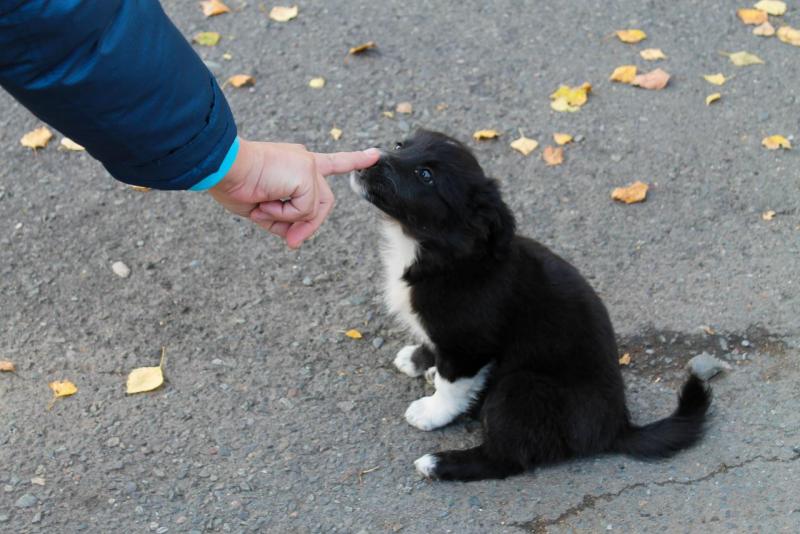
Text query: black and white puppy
350 130 711 482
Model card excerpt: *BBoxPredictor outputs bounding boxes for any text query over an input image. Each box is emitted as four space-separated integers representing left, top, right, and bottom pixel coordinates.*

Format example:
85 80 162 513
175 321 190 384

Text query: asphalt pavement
1 1 799 532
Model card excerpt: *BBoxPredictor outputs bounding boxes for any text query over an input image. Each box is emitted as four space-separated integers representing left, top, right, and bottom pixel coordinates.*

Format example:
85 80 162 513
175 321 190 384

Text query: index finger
312 148 380 177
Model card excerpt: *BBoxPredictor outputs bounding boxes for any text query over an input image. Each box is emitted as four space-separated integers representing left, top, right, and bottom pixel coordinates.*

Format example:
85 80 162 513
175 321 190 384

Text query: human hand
209 139 380 248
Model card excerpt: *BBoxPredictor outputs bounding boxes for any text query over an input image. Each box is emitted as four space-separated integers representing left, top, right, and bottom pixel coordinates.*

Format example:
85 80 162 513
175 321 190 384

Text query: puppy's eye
394 142 403 150
415 167 434 185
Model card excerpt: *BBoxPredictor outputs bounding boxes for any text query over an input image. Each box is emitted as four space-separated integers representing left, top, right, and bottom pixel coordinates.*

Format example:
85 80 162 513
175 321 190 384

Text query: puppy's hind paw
394 345 423 377
414 454 439 479
405 396 454 431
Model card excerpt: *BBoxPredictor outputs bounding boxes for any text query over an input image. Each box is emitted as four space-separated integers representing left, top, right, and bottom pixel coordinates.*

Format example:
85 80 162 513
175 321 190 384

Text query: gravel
15 494 37 508
686 352 733 381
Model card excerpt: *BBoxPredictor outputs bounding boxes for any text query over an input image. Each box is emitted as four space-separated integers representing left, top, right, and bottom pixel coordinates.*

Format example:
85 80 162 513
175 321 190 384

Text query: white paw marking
404 364 493 431
414 454 438 478
394 345 423 377
424 366 437 385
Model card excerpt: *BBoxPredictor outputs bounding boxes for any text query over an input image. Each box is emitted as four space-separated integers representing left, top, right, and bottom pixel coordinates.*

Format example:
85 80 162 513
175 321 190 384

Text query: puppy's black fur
355 130 711 482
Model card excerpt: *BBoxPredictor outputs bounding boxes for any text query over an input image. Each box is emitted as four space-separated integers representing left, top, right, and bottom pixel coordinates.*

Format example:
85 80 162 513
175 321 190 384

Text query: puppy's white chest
380 221 431 345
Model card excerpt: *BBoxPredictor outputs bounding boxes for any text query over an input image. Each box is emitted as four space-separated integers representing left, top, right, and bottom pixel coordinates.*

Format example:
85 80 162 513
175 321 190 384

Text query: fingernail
364 148 381 157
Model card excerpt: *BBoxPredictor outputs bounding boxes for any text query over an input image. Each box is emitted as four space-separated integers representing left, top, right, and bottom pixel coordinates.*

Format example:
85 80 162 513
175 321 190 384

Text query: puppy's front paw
404 395 455 431
394 345 423 377
414 454 439 479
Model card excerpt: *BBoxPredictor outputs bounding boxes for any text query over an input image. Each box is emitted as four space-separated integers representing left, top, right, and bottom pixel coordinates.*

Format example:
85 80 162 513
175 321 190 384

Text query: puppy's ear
469 178 515 257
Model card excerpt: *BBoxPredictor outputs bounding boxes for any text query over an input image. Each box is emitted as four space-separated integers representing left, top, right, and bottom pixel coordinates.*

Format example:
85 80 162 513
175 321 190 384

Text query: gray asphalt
1 0 799 532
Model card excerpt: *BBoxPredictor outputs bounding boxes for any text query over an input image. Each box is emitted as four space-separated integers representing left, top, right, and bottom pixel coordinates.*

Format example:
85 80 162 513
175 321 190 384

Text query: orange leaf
20 127 53 149
553 133 573 145
631 68 670 90
737 8 768 25
49 380 77 397
345 329 363 339
0 360 15 372
349 41 376 55
762 135 791 150
610 65 637 84
616 29 647 43
473 129 500 141
542 146 564 166
227 74 255 88
200 0 230 17
619 353 631 366
396 102 413 114
612 181 649 204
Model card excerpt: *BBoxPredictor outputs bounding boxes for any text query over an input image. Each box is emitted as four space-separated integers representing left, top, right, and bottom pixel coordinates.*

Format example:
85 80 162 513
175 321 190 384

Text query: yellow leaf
129 185 152 192
609 65 637 84
777 26 800 46
727 51 764 66
200 0 230 17
345 329 363 339
59 138 85 151
762 135 791 150
0 360 15 372
396 102 413 114
542 146 564 166
20 127 53 149
49 380 77 397
309 77 325 89
737 8 768 25
762 210 776 221
612 181 649 204
631 68 670 90
269 5 298 22
127 348 166 394
193 31 221 46
616 29 647 43
553 133 573 145
640 48 666 60
222 52 233 60
227 74 255 88
330 127 342 141
550 83 591 112
703 73 727 86
754 1 786 16
510 135 539 156
382 111 395 119
705 93 721 105
753 21 776 36
473 129 500 141
619 353 631 366
349 41 376 55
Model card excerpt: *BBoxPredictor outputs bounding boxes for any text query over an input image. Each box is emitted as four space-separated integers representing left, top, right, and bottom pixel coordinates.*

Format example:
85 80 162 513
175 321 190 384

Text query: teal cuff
188 137 240 191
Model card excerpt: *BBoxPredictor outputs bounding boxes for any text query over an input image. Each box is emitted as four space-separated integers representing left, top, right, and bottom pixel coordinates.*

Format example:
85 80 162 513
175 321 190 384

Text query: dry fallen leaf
396 102 413 114
129 186 152 192
610 65 637 84
0 360 15 372
550 83 591 112
49 380 77 397
702 325 716 335
705 93 721 105
127 348 166 394
227 74 255 88
619 353 631 366
473 129 500 141
754 1 787 16
381 111 395 119
612 181 649 204
510 134 539 156
308 77 325 89
777 26 800 46
59 138 85 151
200 0 230 17
727 51 764 66
349 41 376 55
737 8 768 25
762 210 776 221
632 68 670 90
330 127 342 141
542 146 564 166
640 48 667 60
753 21 776 36
269 5 298 22
703 73 728 86
616 29 647 43
345 329 363 339
762 135 791 150
553 133 573 145
193 31 221 46
20 127 53 149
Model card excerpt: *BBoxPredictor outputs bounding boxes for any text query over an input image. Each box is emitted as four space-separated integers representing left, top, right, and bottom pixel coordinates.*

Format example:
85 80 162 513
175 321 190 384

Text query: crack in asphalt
510 452 800 533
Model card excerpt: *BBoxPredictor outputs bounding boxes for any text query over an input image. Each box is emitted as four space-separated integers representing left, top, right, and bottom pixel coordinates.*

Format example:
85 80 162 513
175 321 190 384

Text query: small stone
302 277 313 286
212 358 224 366
0 514 9 523
574 134 585 143
157 527 169 534
125 481 137 494
106 436 120 447
371 337 385 349
687 352 732 380
468 496 481 508
718 337 729 351
610 154 623 163
15 493 37 508
337 400 356 412
32 512 42 524
30 477 45 486
176 517 187 525
741 339 751 347
111 261 131 278
136 240 144 247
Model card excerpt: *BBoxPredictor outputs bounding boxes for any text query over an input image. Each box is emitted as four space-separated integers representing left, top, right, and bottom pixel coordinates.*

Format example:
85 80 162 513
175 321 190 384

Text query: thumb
312 148 380 177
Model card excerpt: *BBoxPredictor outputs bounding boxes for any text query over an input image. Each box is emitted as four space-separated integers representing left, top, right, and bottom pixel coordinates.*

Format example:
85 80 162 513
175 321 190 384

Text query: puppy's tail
613 374 711 459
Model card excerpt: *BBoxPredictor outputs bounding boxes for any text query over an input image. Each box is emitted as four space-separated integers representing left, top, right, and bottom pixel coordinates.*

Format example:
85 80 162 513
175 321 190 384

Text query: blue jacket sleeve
0 0 237 190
